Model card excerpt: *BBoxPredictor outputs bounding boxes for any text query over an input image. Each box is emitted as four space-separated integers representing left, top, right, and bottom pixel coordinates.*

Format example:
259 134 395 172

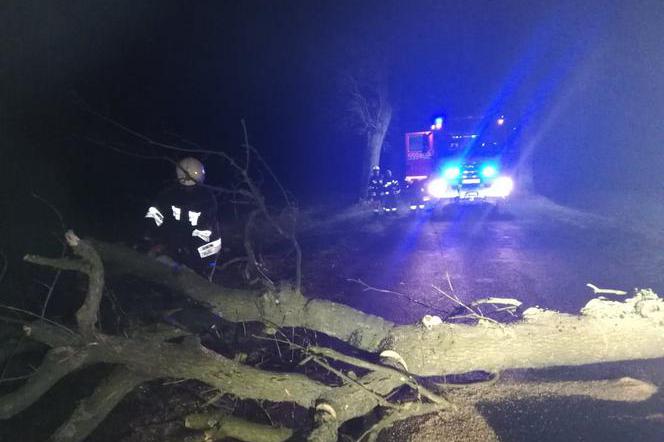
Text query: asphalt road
300 195 664 324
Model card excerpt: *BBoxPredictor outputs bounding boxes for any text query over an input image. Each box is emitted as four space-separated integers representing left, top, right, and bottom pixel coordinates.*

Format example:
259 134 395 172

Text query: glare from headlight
491 176 514 197
443 166 460 180
481 165 497 178
427 178 448 198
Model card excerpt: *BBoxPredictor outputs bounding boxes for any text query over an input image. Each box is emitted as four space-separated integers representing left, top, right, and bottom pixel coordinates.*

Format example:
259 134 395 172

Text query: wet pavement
299 195 664 324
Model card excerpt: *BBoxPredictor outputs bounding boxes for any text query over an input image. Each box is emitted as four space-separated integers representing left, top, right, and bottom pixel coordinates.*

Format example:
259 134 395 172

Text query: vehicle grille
462 162 479 179
460 162 482 188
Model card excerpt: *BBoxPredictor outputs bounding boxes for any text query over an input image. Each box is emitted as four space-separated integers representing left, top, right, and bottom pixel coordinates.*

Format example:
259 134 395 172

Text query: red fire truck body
404 130 435 182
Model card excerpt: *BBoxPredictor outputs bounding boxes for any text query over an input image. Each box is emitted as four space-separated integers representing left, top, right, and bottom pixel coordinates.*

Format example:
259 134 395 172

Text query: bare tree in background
342 65 393 199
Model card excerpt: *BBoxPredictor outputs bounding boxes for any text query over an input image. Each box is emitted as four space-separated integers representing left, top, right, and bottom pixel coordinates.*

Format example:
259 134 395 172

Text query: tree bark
185 412 293 442
51 367 150 442
0 347 93 419
95 241 664 377
22 321 331 409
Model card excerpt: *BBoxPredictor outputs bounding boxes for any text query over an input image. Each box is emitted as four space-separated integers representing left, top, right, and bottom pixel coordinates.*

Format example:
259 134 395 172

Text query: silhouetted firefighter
368 165 384 214
382 169 400 213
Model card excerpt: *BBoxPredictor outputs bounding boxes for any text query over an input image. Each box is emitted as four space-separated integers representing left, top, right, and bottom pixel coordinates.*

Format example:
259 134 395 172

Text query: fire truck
404 115 518 209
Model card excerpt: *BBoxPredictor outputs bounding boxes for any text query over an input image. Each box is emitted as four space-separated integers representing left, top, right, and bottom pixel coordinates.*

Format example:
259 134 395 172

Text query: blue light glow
443 166 460 180
434 117 444 129
481 165 498 178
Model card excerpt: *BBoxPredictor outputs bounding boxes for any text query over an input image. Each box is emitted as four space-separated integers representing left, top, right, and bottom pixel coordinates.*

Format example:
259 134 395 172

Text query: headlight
443 166 460 180
491 176 514 197
481 164 497 178
427 178 448 198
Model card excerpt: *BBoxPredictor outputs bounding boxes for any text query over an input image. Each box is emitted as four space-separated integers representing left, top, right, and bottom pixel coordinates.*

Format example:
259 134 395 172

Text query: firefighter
382 169 400 213
144 157 221 280
368 165 384 214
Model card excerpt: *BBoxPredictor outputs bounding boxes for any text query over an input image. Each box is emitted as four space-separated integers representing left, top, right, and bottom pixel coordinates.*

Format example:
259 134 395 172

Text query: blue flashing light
434 117 444 130
443 166 460 180
481 164 498 178
496 116 505 126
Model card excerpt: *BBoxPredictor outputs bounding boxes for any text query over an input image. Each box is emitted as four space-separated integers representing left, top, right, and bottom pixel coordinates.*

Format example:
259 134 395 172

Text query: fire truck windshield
436 116 512 158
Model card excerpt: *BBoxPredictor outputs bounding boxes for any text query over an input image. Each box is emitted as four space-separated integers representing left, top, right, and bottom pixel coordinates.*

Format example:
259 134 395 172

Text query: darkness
1 0 664 265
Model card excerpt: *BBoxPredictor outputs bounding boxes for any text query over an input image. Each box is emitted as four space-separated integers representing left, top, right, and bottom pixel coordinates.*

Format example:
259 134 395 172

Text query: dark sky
2 0 663 220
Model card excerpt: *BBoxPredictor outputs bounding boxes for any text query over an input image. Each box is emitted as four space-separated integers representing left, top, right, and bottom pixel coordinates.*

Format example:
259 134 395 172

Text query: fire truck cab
405 115 518 209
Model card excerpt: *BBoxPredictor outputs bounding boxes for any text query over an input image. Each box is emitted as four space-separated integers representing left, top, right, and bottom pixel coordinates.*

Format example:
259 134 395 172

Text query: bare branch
307 346 450 407
26 193 68 318
84 136 171 163
0 347 94 419
432 285 500 325
31 192 65 232
244 210 276 291
24 230 105 336
23 255 87 273
586 283 628 296
0 307 77 335
51 367 151 442
185 412 293 442
66 232 105 335
348 278 450 317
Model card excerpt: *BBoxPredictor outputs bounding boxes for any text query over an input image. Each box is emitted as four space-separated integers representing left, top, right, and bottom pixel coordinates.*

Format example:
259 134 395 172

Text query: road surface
300 195 664 324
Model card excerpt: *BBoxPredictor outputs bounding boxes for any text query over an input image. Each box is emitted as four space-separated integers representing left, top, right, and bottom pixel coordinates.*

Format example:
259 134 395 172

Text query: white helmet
176 157 205 186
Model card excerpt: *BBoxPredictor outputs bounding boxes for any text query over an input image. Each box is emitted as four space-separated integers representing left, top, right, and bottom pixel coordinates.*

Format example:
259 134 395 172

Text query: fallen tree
95 240 664 376
0 232 661 441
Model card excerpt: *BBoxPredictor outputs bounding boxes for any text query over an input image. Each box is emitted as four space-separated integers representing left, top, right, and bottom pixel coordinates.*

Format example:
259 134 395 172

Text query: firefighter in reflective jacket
382 169 400 213
144 157 221 279
368 165 384 214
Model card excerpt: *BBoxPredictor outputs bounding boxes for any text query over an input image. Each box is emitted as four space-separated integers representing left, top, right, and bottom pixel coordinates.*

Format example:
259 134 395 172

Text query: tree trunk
95 242 664 377
360 104 392 199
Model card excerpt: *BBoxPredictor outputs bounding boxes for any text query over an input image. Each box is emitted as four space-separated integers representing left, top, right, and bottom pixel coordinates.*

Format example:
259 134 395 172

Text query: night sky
2 0 664 254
